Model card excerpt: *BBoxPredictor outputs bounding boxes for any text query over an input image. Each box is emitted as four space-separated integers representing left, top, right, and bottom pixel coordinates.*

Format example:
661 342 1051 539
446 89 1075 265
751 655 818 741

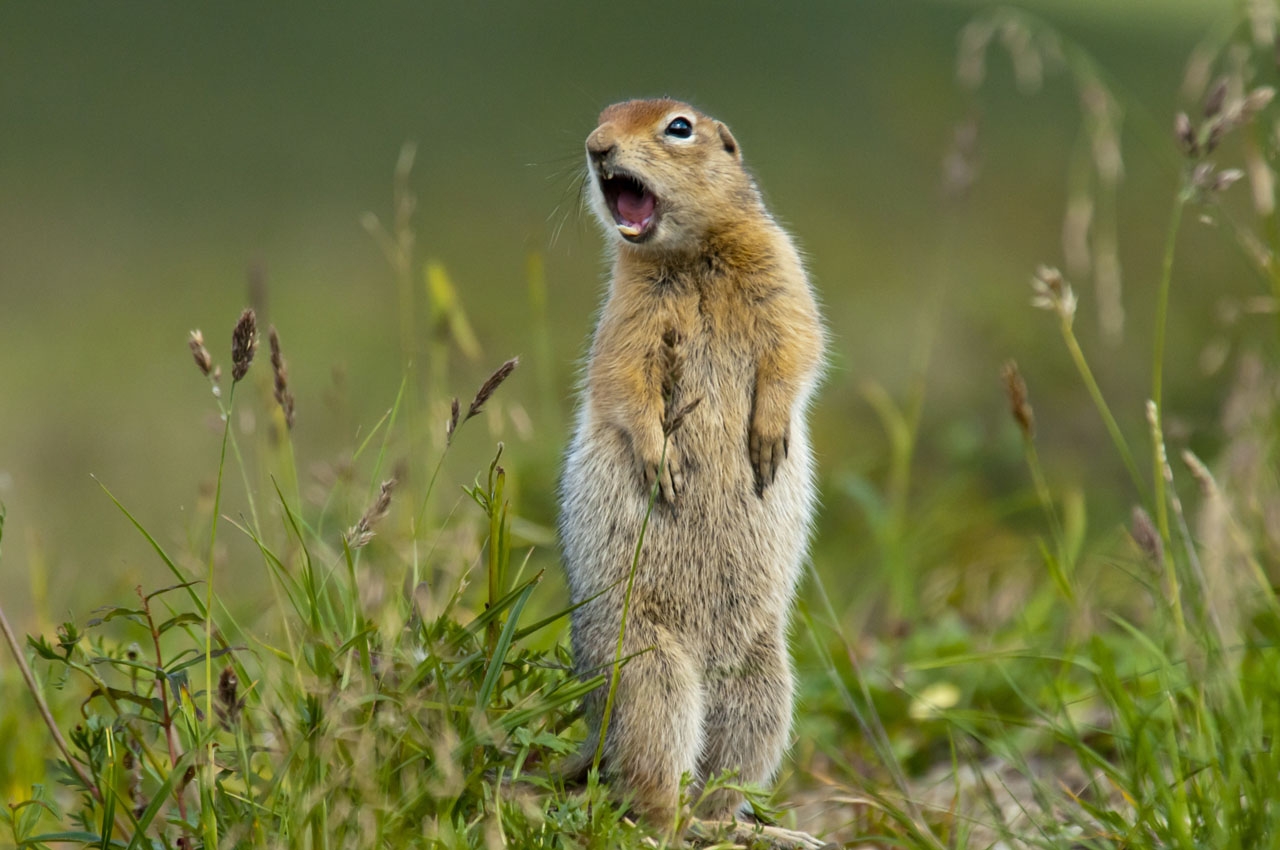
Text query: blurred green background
0 0 1258 636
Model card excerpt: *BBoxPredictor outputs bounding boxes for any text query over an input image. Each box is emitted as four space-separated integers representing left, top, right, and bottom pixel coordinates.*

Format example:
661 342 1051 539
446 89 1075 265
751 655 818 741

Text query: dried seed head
1204 76 1229 118
346 478 397 549
465 357 519 422
1191 162 1216 190
663 397 702 437
1130 505 1164 565
230 308 258 382
1000 360 1035 439
189 330 213 377
1175 112 1199 157
268 326 295 429
446 396 460 446
1181 449 1217 497
1243 86 1276 120
1030 265 1077 324
659 329 684 400
1212 168 1245 192
1204 116 1226 154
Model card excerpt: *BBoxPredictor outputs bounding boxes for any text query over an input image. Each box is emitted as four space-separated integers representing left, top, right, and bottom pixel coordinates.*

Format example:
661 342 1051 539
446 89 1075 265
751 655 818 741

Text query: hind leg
694 631 793 820
580 618 705 825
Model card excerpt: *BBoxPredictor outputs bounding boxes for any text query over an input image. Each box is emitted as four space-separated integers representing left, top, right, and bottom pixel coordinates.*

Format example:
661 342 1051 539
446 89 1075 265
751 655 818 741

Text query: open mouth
597 170 657 242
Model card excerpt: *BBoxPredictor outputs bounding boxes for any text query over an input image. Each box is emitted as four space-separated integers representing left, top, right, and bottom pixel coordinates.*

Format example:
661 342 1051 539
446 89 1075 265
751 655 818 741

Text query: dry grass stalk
1000 360 1035 440
465 357 519 422
231 308 258 383
268 326 296 429
346 479 397 549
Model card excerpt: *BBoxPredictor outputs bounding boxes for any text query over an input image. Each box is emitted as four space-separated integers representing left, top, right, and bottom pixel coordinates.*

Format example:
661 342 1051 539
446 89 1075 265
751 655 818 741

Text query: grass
3 6 1280 849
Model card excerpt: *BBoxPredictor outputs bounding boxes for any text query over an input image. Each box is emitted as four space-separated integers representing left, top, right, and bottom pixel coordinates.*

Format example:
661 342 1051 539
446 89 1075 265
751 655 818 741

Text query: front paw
638 443 683 504
749 422 789 494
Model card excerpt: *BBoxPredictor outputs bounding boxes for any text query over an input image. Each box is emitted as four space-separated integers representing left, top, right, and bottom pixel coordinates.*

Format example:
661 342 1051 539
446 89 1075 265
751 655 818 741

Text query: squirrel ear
716 121 740 158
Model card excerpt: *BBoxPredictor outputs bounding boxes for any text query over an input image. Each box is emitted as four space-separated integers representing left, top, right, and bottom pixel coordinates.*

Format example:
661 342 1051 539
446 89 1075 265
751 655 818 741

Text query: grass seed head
660 328 684 400
1204 76 1229 118
346 478 397 549
1212 168 1245 193
1175 112 1199 157
1181 448 1217 497
188 330 213 377
231 308 258 382
1130 505 1164 566
447 397 460 445
1000 360 1035 439
268 325 296 429
1242 86 1275 120
466 357 519 422
663 397 702 437
1030 265 1077 324
1205 116 1226 154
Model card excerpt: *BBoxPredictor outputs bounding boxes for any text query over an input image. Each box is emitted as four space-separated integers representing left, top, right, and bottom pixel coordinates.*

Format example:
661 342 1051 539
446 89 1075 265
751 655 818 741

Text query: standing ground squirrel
559 98 825 829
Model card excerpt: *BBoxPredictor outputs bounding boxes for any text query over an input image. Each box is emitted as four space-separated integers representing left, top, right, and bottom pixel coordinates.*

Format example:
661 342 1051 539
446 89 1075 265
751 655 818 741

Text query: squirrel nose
586 128 616 164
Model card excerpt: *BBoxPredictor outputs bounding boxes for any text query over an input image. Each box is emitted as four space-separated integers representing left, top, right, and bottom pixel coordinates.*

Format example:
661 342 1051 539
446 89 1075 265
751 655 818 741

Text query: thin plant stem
486 465 507 656
1151 188 1189 546
1148 403 1187 641
1020 436 1075 603
140 589 189 824
1058 313 1145 495
203 380 236 847
0 602 103 804
594 440 665 773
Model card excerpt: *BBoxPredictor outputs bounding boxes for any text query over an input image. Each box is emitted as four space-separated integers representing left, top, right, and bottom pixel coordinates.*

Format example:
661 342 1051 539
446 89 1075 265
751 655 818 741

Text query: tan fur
559 99 825 826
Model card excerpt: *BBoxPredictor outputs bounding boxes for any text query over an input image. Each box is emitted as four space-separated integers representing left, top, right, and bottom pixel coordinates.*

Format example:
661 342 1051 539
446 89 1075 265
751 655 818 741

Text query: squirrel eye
665 117 694 139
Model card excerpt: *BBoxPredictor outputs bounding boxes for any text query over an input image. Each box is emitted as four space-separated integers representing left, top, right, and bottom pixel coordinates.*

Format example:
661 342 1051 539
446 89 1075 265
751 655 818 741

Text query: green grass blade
475 571 543 712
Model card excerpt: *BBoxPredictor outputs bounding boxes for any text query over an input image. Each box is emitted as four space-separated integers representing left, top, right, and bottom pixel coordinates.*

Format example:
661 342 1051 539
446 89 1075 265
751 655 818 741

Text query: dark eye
665 117 693 139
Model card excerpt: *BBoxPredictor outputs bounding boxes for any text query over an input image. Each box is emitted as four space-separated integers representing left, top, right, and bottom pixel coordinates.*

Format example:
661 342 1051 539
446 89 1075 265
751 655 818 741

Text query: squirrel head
585 98 757 254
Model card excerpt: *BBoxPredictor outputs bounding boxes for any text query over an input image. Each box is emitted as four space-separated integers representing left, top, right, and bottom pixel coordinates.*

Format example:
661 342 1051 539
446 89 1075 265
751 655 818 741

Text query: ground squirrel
559 98 825 829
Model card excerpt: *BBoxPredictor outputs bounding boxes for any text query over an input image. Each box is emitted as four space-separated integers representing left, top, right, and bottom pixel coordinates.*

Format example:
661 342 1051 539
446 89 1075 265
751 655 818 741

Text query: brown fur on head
585 98 756 256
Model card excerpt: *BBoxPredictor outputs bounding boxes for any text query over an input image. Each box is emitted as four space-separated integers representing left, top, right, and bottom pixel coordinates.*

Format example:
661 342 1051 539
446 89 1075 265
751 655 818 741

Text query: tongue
617 186 655 225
